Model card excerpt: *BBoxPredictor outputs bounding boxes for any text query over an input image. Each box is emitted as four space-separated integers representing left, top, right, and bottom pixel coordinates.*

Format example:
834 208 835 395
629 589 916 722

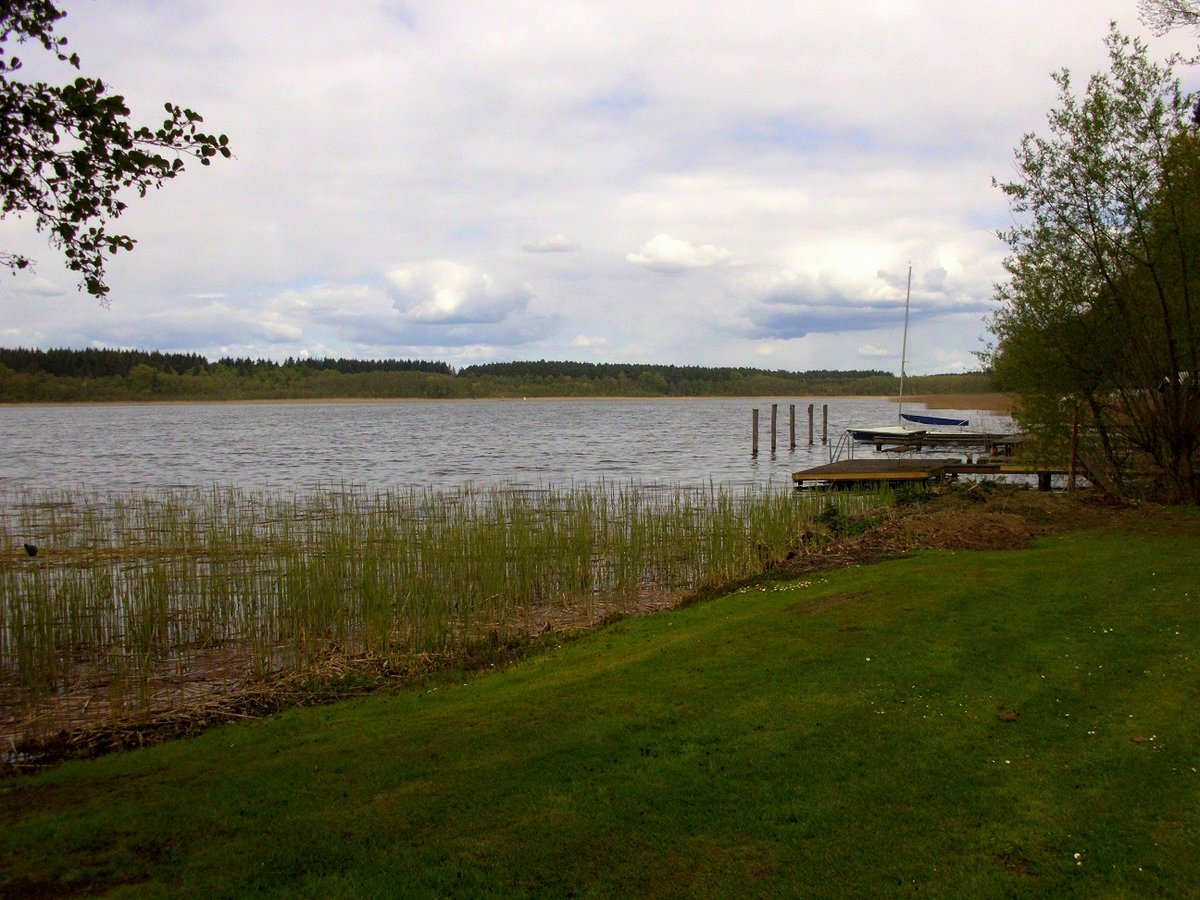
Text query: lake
0 397 1013 494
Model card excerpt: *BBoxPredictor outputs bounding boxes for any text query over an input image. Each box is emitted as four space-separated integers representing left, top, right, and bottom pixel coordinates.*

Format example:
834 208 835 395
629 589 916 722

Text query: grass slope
1 511 1198 897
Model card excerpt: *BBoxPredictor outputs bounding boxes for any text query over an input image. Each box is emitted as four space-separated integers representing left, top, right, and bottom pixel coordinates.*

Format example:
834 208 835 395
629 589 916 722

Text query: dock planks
792 458 962 486
792 458 1072 489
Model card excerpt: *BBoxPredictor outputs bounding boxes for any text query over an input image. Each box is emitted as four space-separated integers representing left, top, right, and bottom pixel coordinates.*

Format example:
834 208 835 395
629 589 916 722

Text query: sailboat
847 265 996 445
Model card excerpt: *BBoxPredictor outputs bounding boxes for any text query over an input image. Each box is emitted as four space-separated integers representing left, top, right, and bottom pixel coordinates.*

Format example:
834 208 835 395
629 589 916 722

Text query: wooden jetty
792 458 1070 490
793 458 961 488
860 431 1020 453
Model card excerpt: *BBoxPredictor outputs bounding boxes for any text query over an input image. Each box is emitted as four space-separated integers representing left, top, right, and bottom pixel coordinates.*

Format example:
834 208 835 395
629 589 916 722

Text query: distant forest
0 347 994 402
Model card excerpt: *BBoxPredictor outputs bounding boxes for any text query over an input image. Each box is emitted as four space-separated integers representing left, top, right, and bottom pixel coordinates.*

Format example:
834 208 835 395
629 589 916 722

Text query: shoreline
0 392 1014 411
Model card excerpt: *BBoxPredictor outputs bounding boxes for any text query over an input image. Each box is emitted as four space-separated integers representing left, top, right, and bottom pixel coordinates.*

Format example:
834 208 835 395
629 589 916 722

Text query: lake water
0 397 1012 495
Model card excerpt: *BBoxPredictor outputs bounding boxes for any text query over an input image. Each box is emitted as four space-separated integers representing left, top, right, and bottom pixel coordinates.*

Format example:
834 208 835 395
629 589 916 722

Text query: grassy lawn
1 508 1197 897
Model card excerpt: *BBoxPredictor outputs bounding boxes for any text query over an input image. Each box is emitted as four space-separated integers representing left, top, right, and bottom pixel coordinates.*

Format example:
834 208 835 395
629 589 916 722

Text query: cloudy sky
1 1 1196 374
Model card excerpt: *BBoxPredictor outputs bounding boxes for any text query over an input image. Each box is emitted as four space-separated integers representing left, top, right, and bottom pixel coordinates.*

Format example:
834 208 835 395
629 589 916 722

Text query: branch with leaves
0 0 230 299
1139 0 1200 35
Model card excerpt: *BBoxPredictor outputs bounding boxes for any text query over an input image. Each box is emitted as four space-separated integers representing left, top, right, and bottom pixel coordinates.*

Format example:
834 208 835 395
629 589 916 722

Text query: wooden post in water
789 404 796 450
751 408 759 457
770 403 778 456
1068 404 1080 492
822 404 829 445
807 403 814 445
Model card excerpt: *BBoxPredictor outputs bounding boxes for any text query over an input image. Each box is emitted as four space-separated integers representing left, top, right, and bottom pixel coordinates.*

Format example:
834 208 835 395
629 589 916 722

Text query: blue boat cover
901 412 969 427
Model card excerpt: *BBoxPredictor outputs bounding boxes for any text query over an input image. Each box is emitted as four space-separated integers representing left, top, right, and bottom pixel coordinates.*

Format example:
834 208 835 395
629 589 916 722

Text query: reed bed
0 483 887 741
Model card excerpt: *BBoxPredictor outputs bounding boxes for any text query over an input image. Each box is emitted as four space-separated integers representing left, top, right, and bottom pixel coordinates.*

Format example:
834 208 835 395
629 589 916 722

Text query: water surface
0 398 1012 494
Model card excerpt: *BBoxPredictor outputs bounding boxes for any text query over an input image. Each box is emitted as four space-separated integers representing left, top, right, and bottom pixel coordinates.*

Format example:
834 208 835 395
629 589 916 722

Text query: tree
1139 0 1200 35
1 0 230 299
988 26 1200 503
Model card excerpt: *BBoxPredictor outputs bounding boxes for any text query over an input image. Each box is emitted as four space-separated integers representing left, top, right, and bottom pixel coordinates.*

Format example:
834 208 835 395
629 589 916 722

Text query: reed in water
0 483 886 738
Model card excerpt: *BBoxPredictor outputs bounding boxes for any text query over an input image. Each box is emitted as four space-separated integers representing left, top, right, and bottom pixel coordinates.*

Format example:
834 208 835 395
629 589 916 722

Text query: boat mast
897 264 912 425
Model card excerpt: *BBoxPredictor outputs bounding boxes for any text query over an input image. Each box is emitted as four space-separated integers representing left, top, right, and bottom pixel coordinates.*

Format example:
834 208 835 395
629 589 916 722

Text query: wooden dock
792 459 961 487
863 432 1020 453
792 459 1071 490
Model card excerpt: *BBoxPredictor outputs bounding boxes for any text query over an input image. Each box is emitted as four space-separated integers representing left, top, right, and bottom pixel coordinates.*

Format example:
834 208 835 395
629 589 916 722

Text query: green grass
1 510 1198 897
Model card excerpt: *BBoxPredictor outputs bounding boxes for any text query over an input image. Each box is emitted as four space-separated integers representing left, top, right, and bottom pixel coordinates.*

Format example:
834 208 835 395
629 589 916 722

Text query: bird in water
23 543 37 557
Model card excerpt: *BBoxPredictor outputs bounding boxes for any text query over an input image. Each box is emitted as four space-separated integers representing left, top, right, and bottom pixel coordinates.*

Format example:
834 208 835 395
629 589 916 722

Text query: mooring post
822 404 829 445
789 404 796 451
1068 405 1080 493
770 403 778 456
807 403 814 446
752 408 759 457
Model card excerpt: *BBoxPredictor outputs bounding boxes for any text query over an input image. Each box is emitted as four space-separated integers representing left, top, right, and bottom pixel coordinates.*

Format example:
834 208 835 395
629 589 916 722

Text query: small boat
848 266 1002 446
847 424 1004 446
900 412 968 427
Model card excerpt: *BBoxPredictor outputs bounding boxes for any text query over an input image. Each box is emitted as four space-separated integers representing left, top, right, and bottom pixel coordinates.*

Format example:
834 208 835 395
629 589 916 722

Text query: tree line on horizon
0 347 453 379
0 346 994 402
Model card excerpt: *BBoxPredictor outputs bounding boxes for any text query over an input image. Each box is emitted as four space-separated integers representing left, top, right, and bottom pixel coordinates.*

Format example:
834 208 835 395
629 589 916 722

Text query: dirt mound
777 484 1143 578
860 509 1035 552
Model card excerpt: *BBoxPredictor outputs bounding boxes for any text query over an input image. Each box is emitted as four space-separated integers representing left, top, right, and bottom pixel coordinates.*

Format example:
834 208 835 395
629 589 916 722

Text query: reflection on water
0 398 1013 494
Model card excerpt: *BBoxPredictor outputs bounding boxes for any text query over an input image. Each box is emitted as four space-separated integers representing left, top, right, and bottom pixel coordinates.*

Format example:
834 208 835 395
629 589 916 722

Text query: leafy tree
1 0 230 299
988 26 1200 502
1139 0 1200 34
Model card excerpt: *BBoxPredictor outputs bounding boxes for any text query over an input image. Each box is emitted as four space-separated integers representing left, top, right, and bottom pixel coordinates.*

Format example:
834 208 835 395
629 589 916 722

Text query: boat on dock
900 412 967 427
846 424 1013 449
846 265 1012 448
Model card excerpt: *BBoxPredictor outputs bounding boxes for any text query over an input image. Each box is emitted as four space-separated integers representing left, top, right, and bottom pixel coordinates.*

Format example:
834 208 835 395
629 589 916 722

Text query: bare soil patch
775 483 1143 578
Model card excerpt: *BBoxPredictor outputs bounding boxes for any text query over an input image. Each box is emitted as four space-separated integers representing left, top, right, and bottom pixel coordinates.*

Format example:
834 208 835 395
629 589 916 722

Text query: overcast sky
1 1 1196 374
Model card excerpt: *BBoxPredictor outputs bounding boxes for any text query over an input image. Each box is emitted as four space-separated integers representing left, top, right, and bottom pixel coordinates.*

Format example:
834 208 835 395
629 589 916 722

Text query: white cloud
571 335 609 349
2 0 1189 373
626 234 733 272
522 235 579 253
18 276 67 297
858 344 891 358
386 261 533 325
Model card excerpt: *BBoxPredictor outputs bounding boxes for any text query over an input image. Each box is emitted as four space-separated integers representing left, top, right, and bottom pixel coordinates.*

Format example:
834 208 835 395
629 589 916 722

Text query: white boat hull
847 425 1004 445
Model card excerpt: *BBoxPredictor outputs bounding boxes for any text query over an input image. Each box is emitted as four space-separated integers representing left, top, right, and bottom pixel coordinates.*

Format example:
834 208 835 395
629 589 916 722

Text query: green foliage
892 482 933 507
458 359 909 396
904 370 994 394
988 26 1200 502
0 347 997 402
0 0 231 298
1 514 1198 895
0 345 208 376
1139 0 1200 35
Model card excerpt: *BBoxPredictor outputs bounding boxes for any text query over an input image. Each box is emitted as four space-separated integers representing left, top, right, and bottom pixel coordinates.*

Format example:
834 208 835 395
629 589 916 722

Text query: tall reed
0 482 889 737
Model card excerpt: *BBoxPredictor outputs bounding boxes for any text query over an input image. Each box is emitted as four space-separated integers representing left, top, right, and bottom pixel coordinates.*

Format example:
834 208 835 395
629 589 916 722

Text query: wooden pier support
793 459 1070 490
770 403 778 456
1069 406 1079 493
807 404 814 446
751 408 759 457
822 404 828 445
789 404 796 451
